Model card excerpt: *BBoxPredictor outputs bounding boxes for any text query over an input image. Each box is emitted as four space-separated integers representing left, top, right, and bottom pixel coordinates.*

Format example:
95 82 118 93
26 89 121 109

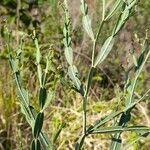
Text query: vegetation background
0 0 150 149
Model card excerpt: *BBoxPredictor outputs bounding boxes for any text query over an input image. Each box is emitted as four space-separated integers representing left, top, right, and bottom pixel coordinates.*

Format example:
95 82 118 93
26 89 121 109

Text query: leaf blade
94 36 114 67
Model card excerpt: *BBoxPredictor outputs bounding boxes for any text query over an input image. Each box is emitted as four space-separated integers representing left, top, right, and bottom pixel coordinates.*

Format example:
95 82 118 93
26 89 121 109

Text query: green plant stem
82 96 87 135
102 0 105 21
82 67 94 137
16 0 21 47
87 20 105 135
85 19 105 137
82 14 106 146
80 19 105 149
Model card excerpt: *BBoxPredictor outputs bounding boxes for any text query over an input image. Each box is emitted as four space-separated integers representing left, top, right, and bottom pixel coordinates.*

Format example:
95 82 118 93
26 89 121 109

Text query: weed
63 0 150 149
0 0 150 149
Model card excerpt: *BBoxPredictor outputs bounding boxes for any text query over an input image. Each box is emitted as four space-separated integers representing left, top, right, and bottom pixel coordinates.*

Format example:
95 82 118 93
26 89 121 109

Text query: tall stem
83 96 87 135
102 0 105 21
16 0 21 47
84 10 106 138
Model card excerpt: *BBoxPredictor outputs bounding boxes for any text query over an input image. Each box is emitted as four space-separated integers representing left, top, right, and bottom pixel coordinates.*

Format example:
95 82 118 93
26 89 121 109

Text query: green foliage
63 0 150 149
4 29 55 149
0 0 150 149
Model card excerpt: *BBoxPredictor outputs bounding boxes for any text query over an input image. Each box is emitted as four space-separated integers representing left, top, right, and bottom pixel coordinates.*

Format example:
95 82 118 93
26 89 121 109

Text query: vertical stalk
16 0 21 47
82 96 87 135
87 2 106 134
91 39 96 66
102 0 105 21
83 0 106 141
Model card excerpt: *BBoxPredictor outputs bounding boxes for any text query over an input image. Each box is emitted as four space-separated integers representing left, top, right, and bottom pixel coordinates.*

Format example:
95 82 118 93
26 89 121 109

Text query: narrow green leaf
127 0 138 9
110 136 121 150
39 132 54 149
114 0 139 36
34 37 43 87
105 0 123 20
80 0 88 15
94 36 114 67
17 88 29 105
39 88 47 109
85 67 95 97
91 126 150 134
135 45 148 71
20 105 32 125
53 123 66 143
114 8 130 34
37 65 42 87
75 135 86 150
35 38 41 64
80 0 94 41
31 139 36 150
31 139 41 150
64 46 73 65
89 111 122 133
82 15 94 41
9 57 19 73
30 106 38 119
29 106 38 129
33 112 44 138
68 65 81 91
132 54 138 67
14 73 30 107
42 90 54 110
63 0 73 66
35 139 41 150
